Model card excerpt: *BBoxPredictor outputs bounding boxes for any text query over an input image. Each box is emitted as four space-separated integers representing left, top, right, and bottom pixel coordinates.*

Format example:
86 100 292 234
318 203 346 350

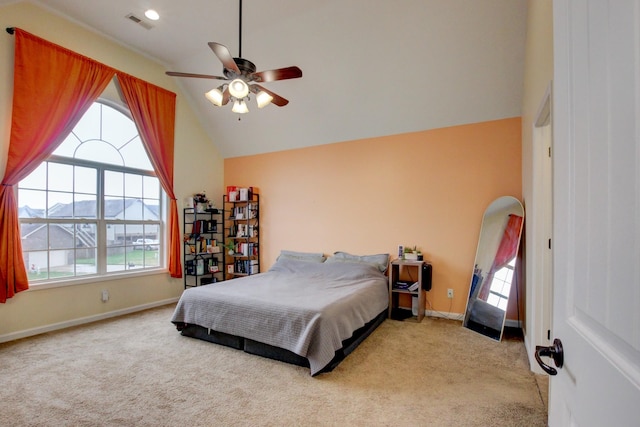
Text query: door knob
535 338 564 375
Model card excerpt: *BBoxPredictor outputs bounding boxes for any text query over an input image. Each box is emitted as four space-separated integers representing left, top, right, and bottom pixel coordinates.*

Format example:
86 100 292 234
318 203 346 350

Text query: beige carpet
0 305 547 426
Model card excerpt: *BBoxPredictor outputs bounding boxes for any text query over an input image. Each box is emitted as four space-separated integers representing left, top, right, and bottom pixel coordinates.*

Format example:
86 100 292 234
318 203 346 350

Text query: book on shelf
226 186 237 200
228 187 253 202
231 206 246 219
238 242 249 256
191 219 204 236
250 259 259 274
248 204 257 219
393 281 409 290
206 258 219 272
185 259 196 275
233 259 259 275
233 242 258 257
204 219 217 233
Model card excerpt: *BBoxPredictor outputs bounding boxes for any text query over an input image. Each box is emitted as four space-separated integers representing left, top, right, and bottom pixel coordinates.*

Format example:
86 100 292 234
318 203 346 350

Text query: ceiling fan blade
166 71 228 80
252 66 303 83
208 42 241 74
250 84 289 107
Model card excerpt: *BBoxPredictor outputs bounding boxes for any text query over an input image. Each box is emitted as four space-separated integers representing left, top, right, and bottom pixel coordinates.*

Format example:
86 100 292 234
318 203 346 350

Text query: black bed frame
173 309 387 376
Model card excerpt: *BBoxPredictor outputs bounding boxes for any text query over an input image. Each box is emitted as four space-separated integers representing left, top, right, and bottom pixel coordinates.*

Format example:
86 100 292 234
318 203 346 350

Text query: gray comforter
171 258 389 375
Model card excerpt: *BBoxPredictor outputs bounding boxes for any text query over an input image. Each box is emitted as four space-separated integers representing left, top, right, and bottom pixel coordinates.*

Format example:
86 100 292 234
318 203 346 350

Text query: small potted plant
223 240 236 255
403 246 419 261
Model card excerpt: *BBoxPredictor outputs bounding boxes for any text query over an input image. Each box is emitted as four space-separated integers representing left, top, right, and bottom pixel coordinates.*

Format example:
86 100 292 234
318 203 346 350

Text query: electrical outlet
447 288 454 299
101 289 109 302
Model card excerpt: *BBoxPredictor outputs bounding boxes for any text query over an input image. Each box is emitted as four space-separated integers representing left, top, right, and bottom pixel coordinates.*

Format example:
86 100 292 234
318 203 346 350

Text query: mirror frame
463 196 524 341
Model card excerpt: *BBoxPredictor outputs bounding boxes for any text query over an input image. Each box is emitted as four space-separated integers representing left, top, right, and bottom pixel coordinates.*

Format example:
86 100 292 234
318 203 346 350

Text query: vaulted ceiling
4 0 527 158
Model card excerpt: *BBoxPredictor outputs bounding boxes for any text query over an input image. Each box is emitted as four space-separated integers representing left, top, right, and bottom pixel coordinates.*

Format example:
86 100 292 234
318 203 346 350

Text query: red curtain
491 214 523 271
116 74 182 278
0 29 115 302
1 29 181 302
477 214 523 301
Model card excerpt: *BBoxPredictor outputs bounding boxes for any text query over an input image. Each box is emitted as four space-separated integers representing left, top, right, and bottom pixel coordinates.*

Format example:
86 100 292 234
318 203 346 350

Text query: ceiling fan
165 0 302 113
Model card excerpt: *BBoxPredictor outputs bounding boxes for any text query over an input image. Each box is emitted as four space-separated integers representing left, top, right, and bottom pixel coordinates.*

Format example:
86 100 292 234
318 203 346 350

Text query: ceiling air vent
125 13 154 30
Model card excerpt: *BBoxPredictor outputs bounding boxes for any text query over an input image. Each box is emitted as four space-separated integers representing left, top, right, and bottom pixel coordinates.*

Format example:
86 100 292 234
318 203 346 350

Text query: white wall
521 0 554 372
0 2 225 340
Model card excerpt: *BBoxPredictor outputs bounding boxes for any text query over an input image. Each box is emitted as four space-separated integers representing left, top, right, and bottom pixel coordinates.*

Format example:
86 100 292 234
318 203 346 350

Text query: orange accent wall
225 118 522 317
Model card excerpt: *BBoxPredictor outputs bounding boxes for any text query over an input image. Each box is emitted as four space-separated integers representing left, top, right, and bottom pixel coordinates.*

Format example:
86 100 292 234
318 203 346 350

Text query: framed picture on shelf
196 258 205 275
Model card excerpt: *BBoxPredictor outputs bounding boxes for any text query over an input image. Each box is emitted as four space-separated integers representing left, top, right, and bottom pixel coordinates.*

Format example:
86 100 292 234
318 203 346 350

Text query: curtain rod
7 27 15 34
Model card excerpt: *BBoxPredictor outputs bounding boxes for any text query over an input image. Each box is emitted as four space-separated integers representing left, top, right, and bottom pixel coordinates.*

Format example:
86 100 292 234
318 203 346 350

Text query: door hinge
548 146 552 157
548 238 551 249
547 329 551 340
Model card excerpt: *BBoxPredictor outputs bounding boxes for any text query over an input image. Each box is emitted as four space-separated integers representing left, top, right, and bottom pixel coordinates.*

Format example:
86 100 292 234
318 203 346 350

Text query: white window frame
18 100 167 288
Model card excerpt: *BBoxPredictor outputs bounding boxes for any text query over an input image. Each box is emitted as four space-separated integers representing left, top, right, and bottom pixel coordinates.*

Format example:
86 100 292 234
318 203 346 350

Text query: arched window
18 100 165 282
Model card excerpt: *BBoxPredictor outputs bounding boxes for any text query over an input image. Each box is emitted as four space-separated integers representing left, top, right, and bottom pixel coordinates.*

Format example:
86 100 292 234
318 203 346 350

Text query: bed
171 252 389 375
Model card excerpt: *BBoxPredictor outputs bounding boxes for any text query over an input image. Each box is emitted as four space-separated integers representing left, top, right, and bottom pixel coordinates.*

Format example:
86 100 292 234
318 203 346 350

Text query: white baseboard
0 297 179 343
395 304 465 322
425 309 464 322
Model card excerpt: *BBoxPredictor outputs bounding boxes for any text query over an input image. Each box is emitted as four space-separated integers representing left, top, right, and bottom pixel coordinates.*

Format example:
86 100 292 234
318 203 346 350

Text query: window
18 101 165 282
486 257 515 310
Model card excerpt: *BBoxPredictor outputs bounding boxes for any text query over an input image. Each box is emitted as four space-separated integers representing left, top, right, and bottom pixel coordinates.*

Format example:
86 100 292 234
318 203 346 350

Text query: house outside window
18 100 165 282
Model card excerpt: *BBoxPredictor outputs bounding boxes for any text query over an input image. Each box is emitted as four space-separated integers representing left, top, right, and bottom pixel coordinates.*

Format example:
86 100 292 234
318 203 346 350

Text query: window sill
27 268 170 291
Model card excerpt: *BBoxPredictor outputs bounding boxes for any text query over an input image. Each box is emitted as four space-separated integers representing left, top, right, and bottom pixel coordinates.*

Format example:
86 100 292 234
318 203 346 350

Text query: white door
546 1 640 425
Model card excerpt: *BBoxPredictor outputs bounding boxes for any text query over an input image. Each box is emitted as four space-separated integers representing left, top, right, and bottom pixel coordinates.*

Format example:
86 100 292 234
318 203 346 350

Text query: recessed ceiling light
144 9 160 21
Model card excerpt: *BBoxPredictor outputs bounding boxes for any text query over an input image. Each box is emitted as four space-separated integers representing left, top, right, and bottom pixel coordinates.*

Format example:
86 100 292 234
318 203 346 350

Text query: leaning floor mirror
463 196 524 341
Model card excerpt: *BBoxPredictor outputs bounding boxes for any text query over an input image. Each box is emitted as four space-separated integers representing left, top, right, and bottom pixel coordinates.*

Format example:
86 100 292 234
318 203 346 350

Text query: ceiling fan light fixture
228 79 249 99
256 91 274 108
232 99 249 114
205 87 225 106
164 0 302 115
